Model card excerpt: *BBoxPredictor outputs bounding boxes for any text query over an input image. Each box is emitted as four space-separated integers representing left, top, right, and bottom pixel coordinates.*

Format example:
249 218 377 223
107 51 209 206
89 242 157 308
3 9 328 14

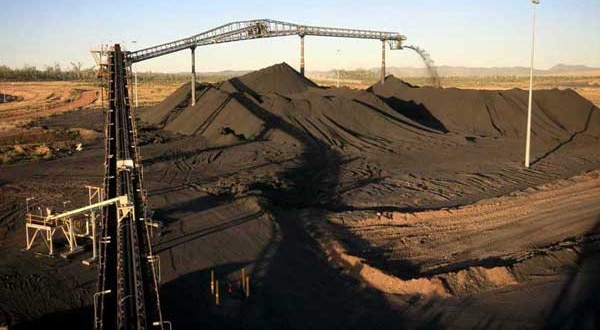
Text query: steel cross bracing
127 19 406 63
96 44 164 330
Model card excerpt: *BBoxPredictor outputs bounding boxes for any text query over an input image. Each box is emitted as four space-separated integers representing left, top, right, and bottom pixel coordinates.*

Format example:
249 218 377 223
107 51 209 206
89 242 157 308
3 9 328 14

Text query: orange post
215 280 220 306
245 276 250 298
210 269 215 295
241 268 246 294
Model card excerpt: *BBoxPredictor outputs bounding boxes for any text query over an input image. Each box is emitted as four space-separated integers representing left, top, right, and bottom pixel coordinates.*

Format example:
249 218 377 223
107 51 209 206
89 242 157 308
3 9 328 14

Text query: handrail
47 196 129 221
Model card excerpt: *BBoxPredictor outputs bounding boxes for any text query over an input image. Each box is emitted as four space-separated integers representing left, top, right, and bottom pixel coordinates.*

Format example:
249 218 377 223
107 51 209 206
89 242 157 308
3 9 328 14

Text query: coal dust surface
1 62 600 329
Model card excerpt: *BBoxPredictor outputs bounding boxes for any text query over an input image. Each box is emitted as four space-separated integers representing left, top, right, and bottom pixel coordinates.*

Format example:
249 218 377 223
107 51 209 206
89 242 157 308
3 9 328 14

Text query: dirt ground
0 82 100 128
0 64 599 329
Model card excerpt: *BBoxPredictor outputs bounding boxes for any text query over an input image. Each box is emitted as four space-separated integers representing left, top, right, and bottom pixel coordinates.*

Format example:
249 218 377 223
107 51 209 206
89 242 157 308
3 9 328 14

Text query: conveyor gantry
95 44 164 330
119 19 406 105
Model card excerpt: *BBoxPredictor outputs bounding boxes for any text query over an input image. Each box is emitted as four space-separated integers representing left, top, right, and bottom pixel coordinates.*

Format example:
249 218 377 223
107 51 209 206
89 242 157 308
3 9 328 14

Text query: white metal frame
24 193 130 258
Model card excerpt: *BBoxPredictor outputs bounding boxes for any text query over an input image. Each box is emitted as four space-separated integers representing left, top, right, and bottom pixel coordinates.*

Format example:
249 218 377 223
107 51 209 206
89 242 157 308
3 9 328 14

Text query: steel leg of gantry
61 224 72 252
300 35 305 76
25 224 30 249
67 219 77 252
47 228 54 255
381 40 386 85
191 47 196 106
92 212 97 260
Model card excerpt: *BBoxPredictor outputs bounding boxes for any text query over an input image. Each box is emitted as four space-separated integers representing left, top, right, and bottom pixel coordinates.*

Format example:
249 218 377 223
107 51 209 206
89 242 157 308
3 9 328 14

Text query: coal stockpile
141 63 447 153
140 62 600 160
370 75 600 139
137 62 600 211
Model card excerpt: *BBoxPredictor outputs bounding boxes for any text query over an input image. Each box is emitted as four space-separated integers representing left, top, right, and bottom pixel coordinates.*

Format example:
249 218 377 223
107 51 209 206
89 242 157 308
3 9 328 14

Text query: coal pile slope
225 62 317 95
139 63 446 154
370 76 600 139
138 82 197 126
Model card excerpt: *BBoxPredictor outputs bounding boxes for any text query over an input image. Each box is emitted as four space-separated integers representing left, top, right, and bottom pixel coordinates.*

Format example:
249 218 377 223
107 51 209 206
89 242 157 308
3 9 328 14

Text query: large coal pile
140 63 448 153
222 61 317 94
370 76 600 139
139 83 195 126
137 64 600 211
140 63 600 154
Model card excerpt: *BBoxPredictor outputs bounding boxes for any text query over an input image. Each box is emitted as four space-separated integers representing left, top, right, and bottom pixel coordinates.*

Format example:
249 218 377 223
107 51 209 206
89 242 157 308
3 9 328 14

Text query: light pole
25 197 35 214
525 0 540 168
336 49 341 88
93 289 111 328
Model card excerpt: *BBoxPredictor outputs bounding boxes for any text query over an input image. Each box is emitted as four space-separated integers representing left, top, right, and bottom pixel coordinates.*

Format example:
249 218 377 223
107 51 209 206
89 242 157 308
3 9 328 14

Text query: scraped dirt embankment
309 170 600 297
1 90 98 122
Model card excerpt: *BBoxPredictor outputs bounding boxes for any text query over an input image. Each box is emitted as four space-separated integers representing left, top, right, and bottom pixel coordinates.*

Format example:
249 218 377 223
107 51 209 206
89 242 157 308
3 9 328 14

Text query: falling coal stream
404 45 441 88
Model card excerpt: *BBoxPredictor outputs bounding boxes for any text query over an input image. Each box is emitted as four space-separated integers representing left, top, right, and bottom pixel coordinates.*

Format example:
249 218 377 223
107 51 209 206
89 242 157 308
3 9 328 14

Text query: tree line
0 63 236 83
0 63 98 81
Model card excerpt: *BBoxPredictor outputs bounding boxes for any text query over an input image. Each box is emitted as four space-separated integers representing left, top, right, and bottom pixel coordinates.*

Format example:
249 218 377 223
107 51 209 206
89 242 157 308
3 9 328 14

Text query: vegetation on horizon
0 63 242 83
1 63 598 88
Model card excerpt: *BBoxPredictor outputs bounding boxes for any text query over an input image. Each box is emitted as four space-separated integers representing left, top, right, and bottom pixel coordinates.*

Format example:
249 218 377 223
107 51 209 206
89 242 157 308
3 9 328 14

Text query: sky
1 0 599 73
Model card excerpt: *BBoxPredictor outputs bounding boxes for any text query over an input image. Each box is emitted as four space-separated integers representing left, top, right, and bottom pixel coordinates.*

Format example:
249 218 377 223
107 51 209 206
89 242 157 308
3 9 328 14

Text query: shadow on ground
152 79 414 328
13 306 93 330
544 215 600 329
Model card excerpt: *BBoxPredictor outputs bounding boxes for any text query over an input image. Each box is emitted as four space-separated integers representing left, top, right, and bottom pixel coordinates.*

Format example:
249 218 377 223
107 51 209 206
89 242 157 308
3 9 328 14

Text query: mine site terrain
0 61 599 329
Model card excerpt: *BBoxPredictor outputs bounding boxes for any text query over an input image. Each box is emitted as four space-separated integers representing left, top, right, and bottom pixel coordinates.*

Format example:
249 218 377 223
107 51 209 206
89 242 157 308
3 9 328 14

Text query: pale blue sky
1 0 599 72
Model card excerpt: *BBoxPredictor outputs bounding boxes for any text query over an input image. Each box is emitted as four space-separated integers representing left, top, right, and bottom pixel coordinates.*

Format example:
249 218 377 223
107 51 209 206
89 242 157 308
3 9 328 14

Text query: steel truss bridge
127 18 405 64
91 19 412 330
122 19 407 106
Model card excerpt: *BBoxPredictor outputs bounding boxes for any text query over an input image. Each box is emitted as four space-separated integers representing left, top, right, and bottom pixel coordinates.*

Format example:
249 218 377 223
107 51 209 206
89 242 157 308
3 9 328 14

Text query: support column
300 35 305 76
134 70 138 108
381 40 386 85
191 47 196 106
91 211 96 260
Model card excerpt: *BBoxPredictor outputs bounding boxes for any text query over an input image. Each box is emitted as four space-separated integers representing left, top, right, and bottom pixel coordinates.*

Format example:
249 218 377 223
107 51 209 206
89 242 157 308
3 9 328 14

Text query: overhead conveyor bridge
127 19 406 64
105 19 407 106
